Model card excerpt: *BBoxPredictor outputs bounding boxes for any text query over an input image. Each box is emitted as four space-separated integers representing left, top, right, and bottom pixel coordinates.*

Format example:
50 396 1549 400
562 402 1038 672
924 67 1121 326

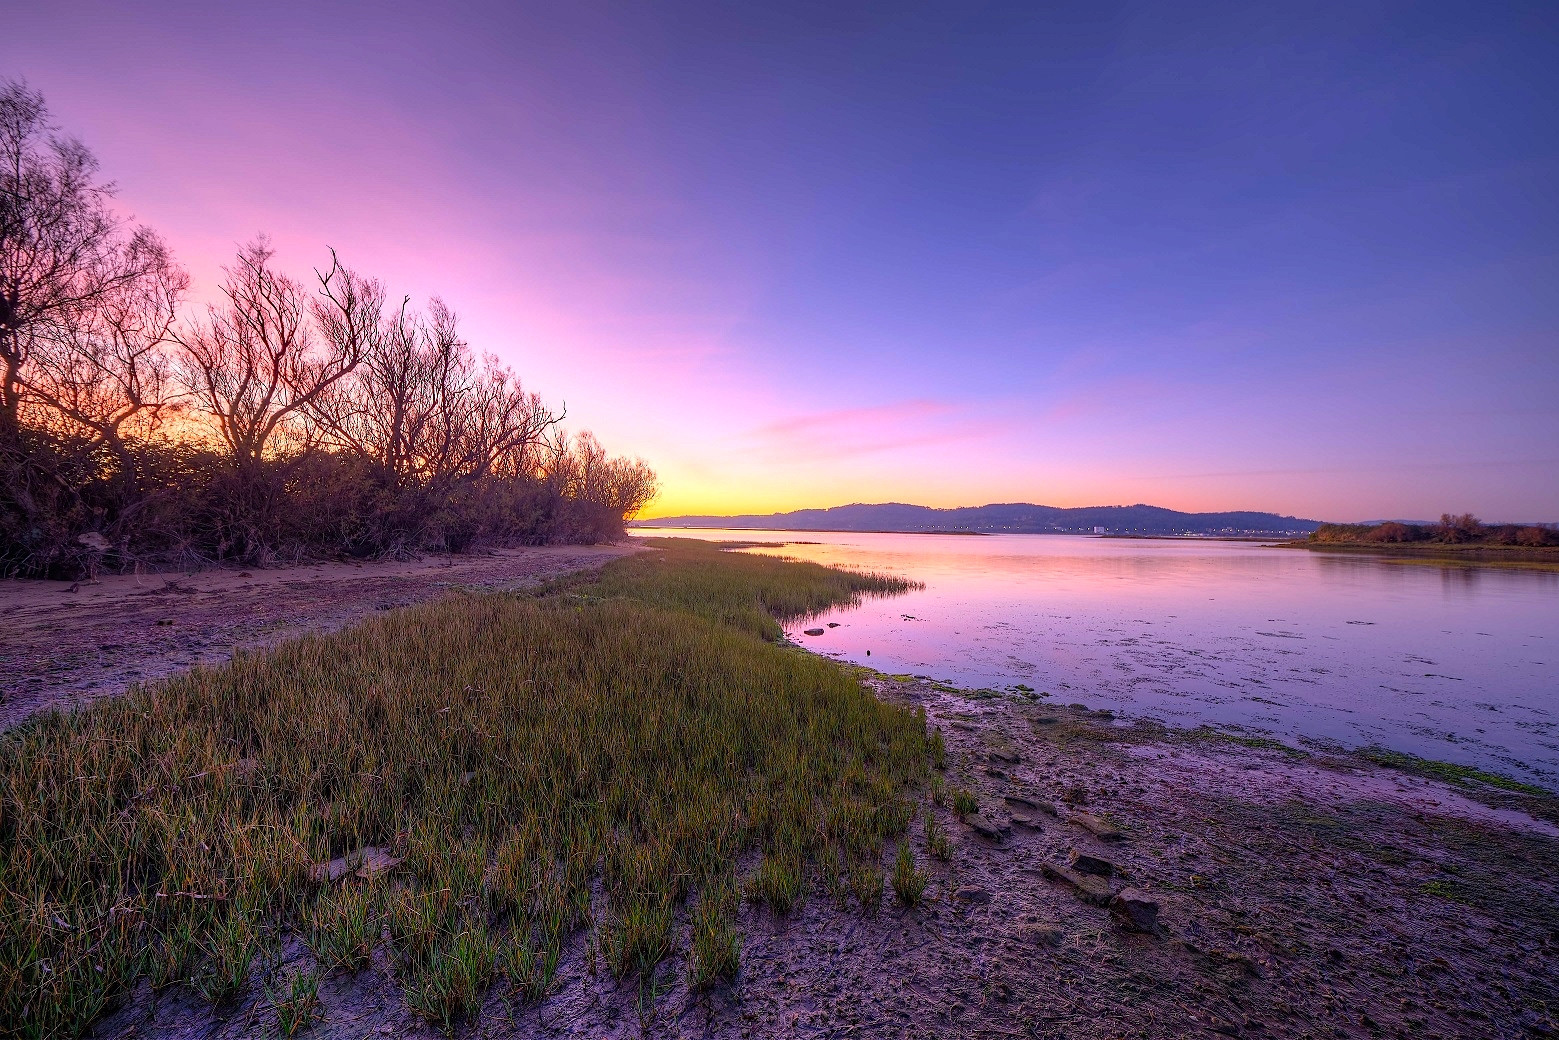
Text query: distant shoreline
636 525 991 536
1277 539 1559 564
634 526 1301 540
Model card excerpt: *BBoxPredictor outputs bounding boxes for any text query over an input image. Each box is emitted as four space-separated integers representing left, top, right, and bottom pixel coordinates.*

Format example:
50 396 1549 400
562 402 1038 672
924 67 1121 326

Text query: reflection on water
633 528 1559 786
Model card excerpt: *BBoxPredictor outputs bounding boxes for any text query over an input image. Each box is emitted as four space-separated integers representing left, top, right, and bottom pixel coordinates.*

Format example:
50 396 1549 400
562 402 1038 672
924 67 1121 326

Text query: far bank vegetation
1 80 655 579
1308 515 1558 549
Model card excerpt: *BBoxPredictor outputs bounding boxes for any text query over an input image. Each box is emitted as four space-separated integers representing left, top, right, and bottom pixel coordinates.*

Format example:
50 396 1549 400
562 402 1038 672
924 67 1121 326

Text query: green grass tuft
270 970 321 1037
688 877 742 990
951 788 980 817
891 842 926 906
923 813 951 861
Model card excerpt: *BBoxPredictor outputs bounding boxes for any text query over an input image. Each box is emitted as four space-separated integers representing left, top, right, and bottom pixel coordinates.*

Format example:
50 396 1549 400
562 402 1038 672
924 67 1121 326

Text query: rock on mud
1109 888 1160 932
1041 862 1117 905
1069 811 1123 840
1016 921 1064 946
1067 850 1115 876
966 813 1011 843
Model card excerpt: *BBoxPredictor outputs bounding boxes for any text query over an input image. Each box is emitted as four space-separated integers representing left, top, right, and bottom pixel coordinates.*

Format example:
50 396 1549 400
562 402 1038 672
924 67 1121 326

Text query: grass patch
0 539 929 1037
269 970 321 1038
1357 747 1548 796
584 537 920 640
951 788 979 817
687 877 741 990
923 813 951 861
1186 726 1309 758
891 842 926 906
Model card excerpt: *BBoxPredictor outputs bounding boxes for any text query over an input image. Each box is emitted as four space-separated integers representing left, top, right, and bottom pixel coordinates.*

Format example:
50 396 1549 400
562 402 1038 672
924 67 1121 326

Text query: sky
8 1 1558 521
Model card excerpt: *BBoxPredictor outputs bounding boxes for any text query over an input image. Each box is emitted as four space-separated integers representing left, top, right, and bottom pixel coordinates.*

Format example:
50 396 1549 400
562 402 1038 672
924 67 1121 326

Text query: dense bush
1 81 654 577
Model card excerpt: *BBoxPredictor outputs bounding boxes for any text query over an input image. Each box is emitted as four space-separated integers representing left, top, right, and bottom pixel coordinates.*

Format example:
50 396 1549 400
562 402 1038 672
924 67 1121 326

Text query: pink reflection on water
634 528 1559 787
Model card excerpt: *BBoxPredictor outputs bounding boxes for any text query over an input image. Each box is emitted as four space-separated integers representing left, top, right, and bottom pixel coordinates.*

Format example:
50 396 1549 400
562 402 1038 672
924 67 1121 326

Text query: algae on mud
0 539 927 1038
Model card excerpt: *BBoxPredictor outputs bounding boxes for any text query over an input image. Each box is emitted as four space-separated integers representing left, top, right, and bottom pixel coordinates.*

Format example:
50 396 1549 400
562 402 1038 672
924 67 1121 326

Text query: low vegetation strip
0 540 930 1038
584 537 923 639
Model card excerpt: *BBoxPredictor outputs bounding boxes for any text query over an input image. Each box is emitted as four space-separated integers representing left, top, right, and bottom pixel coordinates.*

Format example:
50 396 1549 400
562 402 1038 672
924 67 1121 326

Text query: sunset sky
10 1 1558 521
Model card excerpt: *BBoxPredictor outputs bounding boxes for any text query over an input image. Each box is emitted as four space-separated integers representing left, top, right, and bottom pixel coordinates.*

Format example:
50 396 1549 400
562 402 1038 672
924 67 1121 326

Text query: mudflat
0 544 638 731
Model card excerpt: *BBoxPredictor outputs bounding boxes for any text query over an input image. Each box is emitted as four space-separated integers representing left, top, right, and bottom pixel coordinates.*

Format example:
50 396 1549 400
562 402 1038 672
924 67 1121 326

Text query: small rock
803 628 825 636
1016 922 1063 946
1070 812 1123 840
984 766 1008 779
826 622 840 628
1061 785 1088 805
1109 888 1160 932
1004 794 1041 812
953 885 992 904
312 846 402 883
1009 812 1042 831
965 814 1010 843
1041 862 1116 905
988 749 1020 765
1067 850 1115 876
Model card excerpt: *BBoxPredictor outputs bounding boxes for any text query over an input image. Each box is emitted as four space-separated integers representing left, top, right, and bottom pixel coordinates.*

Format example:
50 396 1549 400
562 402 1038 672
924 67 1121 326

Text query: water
632 528 1559 786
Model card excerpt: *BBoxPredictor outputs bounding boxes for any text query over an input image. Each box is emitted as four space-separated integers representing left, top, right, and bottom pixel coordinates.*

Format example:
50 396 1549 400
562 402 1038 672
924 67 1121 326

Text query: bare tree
0 79 178 443
177 239 361 469
20 256 187 462
309 279 560 487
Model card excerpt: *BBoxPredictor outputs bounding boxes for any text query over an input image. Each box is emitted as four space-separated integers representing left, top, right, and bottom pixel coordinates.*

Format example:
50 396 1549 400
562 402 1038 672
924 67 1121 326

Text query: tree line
1 81 656 578
1309 515 1557 547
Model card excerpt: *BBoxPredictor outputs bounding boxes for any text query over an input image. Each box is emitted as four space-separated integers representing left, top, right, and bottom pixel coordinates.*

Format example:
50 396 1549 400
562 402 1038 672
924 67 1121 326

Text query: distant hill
637 502 1323 536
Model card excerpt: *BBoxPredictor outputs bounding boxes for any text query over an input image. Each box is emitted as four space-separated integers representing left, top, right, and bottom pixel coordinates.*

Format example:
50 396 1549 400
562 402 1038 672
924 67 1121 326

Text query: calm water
633 528 1559 786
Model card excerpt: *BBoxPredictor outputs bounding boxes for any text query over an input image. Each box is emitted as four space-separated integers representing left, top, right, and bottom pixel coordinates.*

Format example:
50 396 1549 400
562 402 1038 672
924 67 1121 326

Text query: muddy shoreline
88 688 1559 1040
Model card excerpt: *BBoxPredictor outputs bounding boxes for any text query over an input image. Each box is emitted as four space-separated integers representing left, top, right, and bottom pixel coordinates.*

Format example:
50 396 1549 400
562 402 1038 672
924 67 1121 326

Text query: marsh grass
582 537 922 640
951 788 980 817
687 876 741 990
0 539 929 1037
891 842 925 906
923 814 951 861
269 970 321 1038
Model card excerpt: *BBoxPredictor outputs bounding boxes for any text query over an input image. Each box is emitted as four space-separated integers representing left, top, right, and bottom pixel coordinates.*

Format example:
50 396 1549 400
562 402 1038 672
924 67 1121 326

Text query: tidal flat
2 541 1555 1039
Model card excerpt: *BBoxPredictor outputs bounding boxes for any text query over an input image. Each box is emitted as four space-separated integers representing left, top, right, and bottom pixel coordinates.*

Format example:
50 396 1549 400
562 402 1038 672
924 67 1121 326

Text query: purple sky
10 1 1558 520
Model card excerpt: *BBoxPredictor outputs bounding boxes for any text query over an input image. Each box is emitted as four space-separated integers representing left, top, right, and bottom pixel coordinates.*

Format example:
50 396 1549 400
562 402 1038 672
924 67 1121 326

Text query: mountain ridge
637 502 1323 536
